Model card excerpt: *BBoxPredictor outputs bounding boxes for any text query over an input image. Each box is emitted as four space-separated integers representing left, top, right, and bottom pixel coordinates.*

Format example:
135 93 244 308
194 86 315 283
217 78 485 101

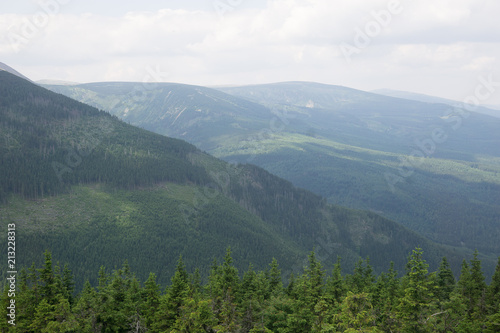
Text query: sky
1 0 500 104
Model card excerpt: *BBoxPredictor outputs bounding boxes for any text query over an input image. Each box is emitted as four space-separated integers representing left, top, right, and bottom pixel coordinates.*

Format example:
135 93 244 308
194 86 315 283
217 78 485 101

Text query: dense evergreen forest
2 248 500 332
0 71 210 203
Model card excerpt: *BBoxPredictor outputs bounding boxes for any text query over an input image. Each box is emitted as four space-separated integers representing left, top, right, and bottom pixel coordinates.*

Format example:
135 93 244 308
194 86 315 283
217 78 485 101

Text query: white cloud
0 0 499 102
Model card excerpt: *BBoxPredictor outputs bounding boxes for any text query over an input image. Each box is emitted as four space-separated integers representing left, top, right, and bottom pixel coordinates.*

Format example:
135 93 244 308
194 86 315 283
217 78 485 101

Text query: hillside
44 81 272 151
43 80 500 257
2 70 481 289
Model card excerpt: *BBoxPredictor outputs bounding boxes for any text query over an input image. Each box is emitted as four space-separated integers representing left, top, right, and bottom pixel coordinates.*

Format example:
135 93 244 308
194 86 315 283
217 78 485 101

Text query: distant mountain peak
0 62 32 82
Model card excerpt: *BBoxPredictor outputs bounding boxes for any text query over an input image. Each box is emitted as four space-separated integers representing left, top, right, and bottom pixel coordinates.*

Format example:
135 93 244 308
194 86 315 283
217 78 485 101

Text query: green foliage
436 256 456 302
335 292 380 332
397 247 436 332
486 257 500 315
4 248 500 332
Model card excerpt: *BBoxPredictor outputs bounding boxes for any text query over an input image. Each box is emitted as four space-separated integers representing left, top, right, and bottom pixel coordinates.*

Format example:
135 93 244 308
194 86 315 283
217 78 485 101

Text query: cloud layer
1 0 499 103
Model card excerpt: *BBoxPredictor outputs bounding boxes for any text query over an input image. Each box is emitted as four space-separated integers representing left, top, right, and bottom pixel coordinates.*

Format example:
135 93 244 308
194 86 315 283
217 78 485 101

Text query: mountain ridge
41 79 500 257
3 69 483 289
372 88 500 119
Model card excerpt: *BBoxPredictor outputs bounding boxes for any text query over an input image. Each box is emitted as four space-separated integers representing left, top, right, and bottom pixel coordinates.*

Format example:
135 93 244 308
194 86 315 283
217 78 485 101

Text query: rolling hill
43 80 500 257
2 70 481 290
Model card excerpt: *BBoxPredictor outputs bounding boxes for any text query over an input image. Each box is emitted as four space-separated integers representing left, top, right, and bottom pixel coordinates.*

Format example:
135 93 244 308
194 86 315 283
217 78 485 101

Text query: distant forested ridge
1 248 500 332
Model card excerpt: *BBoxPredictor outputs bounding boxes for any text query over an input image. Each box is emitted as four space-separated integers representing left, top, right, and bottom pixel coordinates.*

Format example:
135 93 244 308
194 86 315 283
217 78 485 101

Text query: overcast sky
1 0 500 104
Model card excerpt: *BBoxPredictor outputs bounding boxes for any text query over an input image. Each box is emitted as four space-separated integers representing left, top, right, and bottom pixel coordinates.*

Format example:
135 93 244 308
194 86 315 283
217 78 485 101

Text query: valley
43 80 500 257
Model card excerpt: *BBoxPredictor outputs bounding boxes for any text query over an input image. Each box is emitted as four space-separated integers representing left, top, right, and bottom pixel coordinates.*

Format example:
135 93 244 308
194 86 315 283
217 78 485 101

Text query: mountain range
3 69 487 290
43 80 500 259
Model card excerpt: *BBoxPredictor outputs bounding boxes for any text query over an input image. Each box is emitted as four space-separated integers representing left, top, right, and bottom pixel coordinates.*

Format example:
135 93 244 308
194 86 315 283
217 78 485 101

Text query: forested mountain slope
44 80 500 257
1 70 491 289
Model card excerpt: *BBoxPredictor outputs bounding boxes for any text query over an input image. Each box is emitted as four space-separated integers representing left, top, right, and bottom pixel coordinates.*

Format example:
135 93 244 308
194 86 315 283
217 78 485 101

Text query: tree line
2 247 500 332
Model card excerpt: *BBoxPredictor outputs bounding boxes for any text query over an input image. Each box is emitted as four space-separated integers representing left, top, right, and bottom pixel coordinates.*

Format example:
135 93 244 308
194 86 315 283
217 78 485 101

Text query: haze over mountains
44 79 500 259
4 68 486 291
372 88 500 119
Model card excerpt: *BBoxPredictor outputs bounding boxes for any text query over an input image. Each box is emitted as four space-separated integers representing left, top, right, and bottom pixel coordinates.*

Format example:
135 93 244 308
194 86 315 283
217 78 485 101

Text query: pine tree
15 267 38 331
469 250 487 319
73 280 100 332
127 276 146 332
38 250 56 304
153 255 190 331
239 263 259 331
97 264 134 332
268 258 283 297
305 250 325 300
457 251 487 324
142 272 161 328
287 252 325 332
372 262 399 332
61 263 75 304
286 275 314 333
220 247 239 297
214 248 240 332
452 257 485 332
486 257 500 315
436 257 455 302
324 256 345 307
397 247 435 332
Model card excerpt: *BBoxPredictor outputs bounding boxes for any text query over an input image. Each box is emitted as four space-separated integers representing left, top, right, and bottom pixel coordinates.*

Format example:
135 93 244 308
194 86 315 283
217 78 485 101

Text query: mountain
0 62 32 82
372 88 500 119
3 70 481 289
44 81 272 152
43 80 500 258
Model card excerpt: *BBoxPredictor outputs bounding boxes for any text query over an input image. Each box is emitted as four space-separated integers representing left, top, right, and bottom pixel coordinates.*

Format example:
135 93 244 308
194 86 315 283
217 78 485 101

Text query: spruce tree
324 256 345 308
268 258 283 297
486 257 500 315
38 250 56 304
457 251 487 323
397 247 435 332
153 255 190 331
436 257 455 302
73 280 99 332
142 272 161 328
